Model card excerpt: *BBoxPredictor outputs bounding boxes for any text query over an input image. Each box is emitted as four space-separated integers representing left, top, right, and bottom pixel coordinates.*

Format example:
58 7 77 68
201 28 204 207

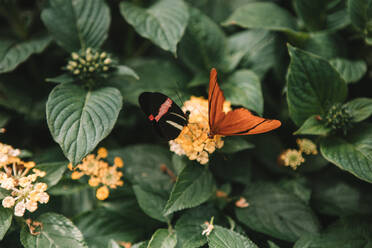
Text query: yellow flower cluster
0 143 49 217
169 96 231 164
66 48 113 78
69 148 124 201
278 138 317 170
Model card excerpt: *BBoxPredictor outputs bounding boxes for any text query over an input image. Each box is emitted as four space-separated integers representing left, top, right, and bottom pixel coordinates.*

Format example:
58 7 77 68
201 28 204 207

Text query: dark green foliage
0 0 372 247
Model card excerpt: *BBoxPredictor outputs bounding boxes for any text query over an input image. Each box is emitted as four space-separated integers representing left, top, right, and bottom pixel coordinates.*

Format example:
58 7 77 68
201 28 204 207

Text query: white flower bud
103 58 111 64
38 192 49 204
103 66 109 71
71 52 79 60
2 196 15 208
89 67 95 72
1 177 14 190
100 52 107 59
14 201 26 217
26 200 38 212
73 69 80 75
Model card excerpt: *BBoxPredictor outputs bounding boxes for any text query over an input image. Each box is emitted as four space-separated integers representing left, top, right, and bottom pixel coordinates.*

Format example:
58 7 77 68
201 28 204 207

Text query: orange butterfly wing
208 68 226 134
208 68 281 137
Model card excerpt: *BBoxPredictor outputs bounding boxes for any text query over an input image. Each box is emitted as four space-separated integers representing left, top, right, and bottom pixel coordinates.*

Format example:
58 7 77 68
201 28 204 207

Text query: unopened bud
73 69 80 75
103 58 111 64
100 52 107 59
71 52 79 60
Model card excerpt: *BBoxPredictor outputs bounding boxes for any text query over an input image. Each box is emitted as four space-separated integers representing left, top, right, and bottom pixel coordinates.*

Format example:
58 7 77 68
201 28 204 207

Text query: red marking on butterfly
148 98 173 122
208 68 281 138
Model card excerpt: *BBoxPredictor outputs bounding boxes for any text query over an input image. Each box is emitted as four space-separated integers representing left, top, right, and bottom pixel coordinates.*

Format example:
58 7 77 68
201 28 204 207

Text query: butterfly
208 68 281 138
138 92 189 141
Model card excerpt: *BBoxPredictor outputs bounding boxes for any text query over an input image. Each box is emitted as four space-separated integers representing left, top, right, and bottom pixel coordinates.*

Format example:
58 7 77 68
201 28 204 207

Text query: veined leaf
46 84 122 165
329 58 367 84
0 208 12 240
222 2 298 33
320 124 372 183
223 70 263 116
207 225 258 248
178 7 227 73
120 0 189 56
345 98 372 122
294 115 331 135
287 45 347 126
133 185 170 223
235 182 320 242
148 229 177 248
0 35 51 73
163 164 216 215
20 212 87 248
41 0 110 52
36 161 68 187
219 137 254 154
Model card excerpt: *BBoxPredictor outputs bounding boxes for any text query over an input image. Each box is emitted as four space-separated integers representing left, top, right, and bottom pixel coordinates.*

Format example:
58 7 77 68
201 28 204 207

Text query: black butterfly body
139 92 189 140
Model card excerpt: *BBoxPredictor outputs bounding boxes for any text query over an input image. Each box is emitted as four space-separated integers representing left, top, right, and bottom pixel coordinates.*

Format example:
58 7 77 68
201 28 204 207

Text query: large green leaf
312 175 372 216
76 192 160 248
320 124 372 182
329 58 367 84
294 115 331 135
235 182 320 242
163 164 216 215
0 208 12 240
175 205 218 248
294 0 327 31
133 185 170 223
348 0 372 43
294 217 372 248
41 0 110 52
20 212 87 248
178 7 227 73
120 0 189 55
227 30 280 79
222 70 263 115
344 97 372 122
222 2 297 33
37 161 68 188
46 84 122 165
0 35 51 74
109 58 189 106
287 45 347 126
148 229 177 248
109 144 173 192
301 32 346 59
207 225 258 248
218 137 254 154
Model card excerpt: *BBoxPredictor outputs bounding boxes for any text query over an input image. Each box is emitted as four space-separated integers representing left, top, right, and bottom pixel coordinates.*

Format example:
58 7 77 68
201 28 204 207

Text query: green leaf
294 0 327 31
294 217 372 248
178 7 227 73
48 179 90 195
46 84 122 165
119 0 188 56
148 229 177 248
0 111 10 128
301 32 346 59
207 225 258 248
109 144 173 192
320 124 372 183
211 152 252 185
163 164 216 215
267 241 280 248
0 208 12 240
312 175 372 216
287 45 347 126
76 203 160 248
222 70 263 115
329 58 367 84
37 161 68 187
235 182 320 242
227 30 280 79
294 115 331 135
133 185 170 223
114 65 139 80
348 0 372 36
45 73 75 84
345 98 372 122
20 212 87 248
219 137 254 154
222 2 297 33
109 58 188 106
41 0 110 52
175 205 218 248
0 188 10 200
0 35 51 73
